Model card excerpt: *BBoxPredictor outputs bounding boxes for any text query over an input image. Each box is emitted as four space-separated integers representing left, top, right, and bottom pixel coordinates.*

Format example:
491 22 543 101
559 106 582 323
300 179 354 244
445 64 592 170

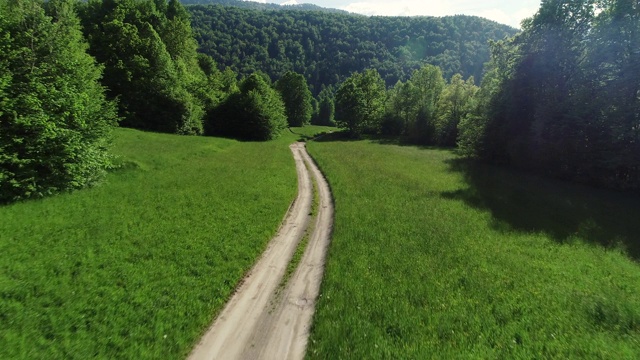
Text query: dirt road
188 142 334 360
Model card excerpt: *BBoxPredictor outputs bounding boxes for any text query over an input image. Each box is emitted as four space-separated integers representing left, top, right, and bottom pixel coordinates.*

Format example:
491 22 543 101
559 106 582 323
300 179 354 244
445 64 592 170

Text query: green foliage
0 0 117 203
194 53 227 112
79 0 212 135
206 73 287 141
382 64 446 143
464 0 640 191
335 69 386 136
275 71 313 127
456 38 518 159
312 86 335 126
306 139 640 358
187 5 517 93
317 96 335 126
181 0 349 14
0 127 310 359
434 74 478 146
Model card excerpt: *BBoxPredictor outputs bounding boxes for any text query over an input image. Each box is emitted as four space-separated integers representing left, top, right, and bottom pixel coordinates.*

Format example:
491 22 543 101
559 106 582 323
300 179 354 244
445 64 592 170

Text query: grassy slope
306 139 640 359
0 126 329 359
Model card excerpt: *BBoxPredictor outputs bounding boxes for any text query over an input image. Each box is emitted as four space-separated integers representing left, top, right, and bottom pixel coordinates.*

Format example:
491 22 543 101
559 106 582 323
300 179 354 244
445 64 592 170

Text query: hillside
186 3 518 93
181 0 349 14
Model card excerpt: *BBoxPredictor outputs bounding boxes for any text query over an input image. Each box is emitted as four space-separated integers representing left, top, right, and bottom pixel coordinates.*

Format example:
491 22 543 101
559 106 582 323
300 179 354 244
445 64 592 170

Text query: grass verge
278 159 320 296
306 138 640 359
0 126 327 359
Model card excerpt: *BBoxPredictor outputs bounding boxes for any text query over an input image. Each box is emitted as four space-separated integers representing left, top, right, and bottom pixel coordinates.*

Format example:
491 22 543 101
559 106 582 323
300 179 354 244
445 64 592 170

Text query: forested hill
181 0 349 14
186 4 518 93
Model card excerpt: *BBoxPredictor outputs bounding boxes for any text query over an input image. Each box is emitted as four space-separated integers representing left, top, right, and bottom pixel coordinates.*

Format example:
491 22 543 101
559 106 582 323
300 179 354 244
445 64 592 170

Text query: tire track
188 142 333 360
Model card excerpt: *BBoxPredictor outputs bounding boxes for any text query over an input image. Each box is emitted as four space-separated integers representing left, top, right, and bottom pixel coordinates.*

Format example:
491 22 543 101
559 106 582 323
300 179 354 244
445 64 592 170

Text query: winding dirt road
188 142 334 360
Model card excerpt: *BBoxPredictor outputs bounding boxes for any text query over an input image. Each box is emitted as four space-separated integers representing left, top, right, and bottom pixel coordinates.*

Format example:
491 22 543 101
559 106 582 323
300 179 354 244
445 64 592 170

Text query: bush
205 73 287 141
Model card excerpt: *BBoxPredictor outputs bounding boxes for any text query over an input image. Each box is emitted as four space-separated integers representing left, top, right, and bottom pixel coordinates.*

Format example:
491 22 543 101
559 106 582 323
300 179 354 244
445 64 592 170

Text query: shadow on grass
311 132 444 149
311 130 361 142
443 158 640 261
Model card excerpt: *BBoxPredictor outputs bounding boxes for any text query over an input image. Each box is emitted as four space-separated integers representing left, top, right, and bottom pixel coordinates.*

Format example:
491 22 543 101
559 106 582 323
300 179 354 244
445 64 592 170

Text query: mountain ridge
186 1 518 93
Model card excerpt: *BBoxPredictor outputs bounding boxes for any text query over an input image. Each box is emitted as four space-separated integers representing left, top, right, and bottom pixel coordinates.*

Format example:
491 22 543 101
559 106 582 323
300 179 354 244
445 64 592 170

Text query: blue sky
268 0 542 28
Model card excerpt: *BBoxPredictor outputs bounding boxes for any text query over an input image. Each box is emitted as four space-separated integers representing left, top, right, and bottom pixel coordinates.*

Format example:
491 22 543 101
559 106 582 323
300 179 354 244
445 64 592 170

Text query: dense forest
187 4 518 93
181 0 349 14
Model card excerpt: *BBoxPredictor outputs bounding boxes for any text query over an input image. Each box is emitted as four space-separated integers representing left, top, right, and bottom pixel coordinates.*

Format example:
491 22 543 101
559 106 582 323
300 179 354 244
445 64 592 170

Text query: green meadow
3 127 640 359
0 127 327 359
306 137 640 359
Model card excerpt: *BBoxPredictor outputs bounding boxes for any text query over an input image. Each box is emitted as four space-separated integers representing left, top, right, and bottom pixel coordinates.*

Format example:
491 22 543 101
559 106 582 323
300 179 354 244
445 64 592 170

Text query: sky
258 0 542 28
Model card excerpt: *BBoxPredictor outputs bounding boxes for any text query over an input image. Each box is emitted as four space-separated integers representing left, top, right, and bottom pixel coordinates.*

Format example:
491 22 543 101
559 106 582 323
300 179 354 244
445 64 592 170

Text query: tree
0 0 117 203
275 71 313 127
434 74 478 146
79 0 205 134
463 0 640 190
205 73 287 141
335 69 385 136
585 0 640 189
383 80 419 136
314 86 335 126
317 96 335 126
411 64 446 141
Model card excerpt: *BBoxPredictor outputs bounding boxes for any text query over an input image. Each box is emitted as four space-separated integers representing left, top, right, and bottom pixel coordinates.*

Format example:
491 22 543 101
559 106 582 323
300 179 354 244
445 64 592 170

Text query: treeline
332 65 478 148
4 0 637 203
180 0 349 14
460 0 640 191
187 4 517 93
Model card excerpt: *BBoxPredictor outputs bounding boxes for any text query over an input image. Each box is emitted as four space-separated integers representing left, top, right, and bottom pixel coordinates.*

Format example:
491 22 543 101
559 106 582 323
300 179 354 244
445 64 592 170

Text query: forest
1 0 639 203
187 3 517 92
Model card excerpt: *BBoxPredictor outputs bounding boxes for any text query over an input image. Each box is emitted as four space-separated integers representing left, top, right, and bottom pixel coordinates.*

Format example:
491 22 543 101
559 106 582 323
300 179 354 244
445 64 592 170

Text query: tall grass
306 138 640 359
0 127 327 359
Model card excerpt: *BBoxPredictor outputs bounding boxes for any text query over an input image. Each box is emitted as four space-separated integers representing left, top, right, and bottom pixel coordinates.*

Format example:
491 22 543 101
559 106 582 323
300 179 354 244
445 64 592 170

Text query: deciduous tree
275 71 313 127
335 69 385 136
206 73 287 140
0 0 117 203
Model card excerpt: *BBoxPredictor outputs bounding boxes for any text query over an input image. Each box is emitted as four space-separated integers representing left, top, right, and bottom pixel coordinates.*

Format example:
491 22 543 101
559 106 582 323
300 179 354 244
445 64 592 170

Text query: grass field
306 137 640 359
0 126 330 359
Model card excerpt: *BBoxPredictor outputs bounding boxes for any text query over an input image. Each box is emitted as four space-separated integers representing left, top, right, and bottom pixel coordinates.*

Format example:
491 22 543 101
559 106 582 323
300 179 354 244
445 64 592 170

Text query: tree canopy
275 71 313 127
187 4 517 93
335 69 386 136
0 0 117 203
206 73 287 141
459 0 640 191
79 0 219 134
